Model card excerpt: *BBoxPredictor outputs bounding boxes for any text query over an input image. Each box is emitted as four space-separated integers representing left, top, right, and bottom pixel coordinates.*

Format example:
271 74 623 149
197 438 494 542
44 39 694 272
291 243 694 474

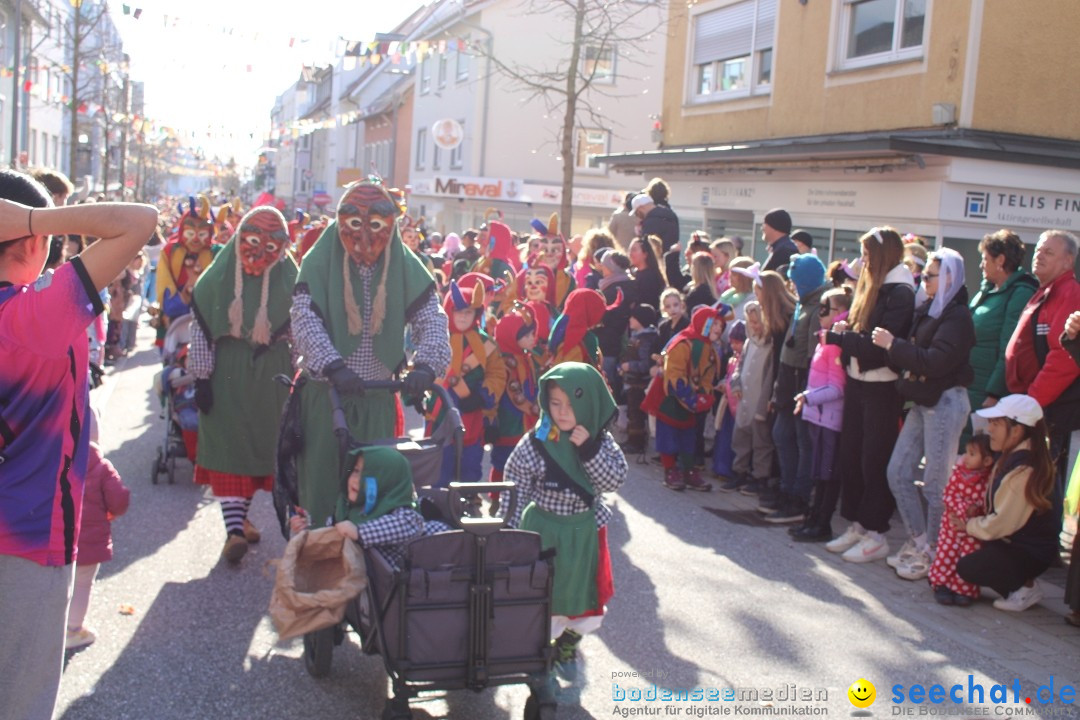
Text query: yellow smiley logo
847 679 876 708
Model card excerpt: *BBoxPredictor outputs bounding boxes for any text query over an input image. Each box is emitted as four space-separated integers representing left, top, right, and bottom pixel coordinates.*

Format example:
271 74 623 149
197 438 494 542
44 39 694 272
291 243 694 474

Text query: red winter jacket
77 444 131 565
1005 271 1080 409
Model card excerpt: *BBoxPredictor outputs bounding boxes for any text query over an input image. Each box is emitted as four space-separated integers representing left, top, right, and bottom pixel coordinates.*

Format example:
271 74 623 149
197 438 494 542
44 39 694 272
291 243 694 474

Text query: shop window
839 0 926 70
691 0 776 102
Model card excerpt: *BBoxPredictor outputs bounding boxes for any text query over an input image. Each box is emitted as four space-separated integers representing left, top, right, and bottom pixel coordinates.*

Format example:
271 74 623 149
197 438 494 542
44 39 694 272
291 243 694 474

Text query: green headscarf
334 446 417 525
533 362 617 495
297 220 434 373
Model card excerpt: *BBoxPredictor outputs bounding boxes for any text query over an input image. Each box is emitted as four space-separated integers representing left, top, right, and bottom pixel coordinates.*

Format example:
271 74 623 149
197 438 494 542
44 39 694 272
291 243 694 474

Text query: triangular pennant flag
134 8 142 18
122 4 130 15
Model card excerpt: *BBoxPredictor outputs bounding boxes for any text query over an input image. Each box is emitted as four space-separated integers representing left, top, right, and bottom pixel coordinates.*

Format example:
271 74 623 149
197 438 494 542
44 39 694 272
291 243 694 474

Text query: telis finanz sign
944 184 1080 229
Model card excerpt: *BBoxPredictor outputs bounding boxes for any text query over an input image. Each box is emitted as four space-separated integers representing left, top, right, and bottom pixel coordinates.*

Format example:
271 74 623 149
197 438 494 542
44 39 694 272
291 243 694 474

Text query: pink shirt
0 259 103 566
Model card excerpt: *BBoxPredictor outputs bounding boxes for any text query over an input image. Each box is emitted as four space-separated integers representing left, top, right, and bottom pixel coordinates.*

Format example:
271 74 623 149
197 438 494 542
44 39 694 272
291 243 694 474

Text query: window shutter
693 0 755 66
755 0 777 51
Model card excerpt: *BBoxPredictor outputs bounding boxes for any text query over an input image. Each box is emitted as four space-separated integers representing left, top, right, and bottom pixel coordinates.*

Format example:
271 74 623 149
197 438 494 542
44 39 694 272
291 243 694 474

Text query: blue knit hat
787 253 826 300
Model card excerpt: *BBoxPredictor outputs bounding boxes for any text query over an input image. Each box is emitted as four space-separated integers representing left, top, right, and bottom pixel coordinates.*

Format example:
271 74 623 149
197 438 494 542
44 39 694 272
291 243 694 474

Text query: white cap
630 193 653 211
974 394 1043 427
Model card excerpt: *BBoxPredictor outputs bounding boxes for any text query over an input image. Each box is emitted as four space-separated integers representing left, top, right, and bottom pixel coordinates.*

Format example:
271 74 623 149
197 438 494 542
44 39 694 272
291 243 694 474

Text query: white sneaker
842 535 890 563
65 626 97 650
992 582 1044 612
886 539 917 568
895 549 932 580
825 525 864 554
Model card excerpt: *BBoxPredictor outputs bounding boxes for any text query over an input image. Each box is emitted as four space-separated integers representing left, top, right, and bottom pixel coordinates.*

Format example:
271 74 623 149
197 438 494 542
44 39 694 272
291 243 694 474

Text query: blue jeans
886 386 970 546
773 409 814 501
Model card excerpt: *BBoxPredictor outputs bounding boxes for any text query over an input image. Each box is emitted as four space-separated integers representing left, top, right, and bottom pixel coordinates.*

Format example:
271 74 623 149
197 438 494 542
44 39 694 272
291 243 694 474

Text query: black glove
325 361 365 396
403 363 436 397
194 379 213 414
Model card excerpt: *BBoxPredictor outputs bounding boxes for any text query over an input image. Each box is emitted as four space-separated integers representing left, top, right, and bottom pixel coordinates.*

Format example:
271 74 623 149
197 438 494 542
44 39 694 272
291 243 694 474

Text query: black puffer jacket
825 264 916 376
887 287 976 406
641 203 680 252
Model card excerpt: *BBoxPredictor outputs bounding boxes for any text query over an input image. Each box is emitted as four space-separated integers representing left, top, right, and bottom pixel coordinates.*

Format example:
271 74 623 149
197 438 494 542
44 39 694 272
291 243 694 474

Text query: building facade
601 0 1080 286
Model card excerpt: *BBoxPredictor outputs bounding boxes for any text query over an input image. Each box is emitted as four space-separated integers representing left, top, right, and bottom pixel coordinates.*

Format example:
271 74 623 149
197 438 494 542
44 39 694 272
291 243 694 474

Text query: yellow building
601 0 1080 288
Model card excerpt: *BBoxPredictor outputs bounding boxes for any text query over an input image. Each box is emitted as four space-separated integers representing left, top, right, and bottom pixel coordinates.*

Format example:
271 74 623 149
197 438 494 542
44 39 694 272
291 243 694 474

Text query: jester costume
156 196 219 329
530 213 576 310
548 288 612 369
642 306 724 491
505 362 627 673
490 306 541 484
290 179 448 529
517 264 557 322
430 281 506 487
189 207 298 563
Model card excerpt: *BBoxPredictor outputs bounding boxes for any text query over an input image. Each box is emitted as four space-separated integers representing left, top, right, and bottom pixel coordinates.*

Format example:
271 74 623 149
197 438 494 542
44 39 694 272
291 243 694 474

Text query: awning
596 129 1080 175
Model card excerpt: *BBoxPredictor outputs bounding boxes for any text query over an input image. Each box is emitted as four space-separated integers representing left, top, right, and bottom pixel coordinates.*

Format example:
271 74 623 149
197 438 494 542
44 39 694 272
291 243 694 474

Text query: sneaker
886 539 917 569
895 549 932 581
790 525 833 543
738 480 767 497
717 476 749 493
222 533 249 564
554 629 582 682
755 490 781 514
242 518 261 544
992 582 1044 612
933 586 954 606
842 534 890 564
65 626 97 650
662 467 686 491
684 468 712 492
825 525 865 554
764 499 806 524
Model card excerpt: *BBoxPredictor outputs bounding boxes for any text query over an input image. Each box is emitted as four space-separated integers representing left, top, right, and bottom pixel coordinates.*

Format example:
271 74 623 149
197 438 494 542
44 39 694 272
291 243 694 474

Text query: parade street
56 329 1080 720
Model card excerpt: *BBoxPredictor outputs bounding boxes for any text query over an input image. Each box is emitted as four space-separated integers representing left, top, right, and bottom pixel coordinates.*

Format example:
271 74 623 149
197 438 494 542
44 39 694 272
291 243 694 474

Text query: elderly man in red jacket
1005 229 1080 497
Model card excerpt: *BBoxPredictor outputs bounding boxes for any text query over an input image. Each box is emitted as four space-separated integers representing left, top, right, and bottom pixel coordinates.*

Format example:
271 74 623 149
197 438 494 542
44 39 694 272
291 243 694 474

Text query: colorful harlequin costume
189 206 298 562
529 213 576 310
290 179 449 529
548 288 613 369
474 219 520 281
490 305 541 484
505 362 627 638
156 196 219 326
430 280 506 486
642 306 725 489
517 263 557 321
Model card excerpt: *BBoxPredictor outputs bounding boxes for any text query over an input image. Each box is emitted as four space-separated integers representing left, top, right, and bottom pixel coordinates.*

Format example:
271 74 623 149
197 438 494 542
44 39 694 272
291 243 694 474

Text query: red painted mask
337 182 401 266
237 209 289 276
180 214 214 254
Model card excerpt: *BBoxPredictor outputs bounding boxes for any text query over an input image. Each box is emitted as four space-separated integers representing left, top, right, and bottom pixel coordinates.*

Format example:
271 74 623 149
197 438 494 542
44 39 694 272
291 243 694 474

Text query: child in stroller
163 346 199 456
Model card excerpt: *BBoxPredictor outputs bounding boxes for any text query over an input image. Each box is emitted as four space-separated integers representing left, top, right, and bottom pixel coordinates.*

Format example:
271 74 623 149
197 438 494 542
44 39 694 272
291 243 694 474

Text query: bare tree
468 0 665 229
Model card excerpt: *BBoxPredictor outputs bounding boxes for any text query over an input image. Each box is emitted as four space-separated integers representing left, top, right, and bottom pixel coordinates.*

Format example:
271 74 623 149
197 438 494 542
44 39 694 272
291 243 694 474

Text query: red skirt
571 525 613 619
194 466 273 498
181 430 199 466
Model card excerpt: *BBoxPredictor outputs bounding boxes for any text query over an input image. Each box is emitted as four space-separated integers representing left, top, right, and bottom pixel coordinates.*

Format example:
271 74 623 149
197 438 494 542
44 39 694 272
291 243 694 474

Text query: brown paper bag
268 527 367 640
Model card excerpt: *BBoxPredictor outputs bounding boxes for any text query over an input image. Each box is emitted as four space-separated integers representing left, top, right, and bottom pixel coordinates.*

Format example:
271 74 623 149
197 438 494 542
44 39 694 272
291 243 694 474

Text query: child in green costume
290 446 425 569
504 362 627 681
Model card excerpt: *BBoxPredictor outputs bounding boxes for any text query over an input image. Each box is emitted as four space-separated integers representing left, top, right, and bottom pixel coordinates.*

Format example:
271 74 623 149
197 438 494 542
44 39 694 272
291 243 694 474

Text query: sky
114 0 429 167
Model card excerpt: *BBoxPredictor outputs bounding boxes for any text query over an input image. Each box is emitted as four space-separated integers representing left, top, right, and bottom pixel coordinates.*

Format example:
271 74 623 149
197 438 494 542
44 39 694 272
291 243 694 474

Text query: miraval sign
413 176 523 200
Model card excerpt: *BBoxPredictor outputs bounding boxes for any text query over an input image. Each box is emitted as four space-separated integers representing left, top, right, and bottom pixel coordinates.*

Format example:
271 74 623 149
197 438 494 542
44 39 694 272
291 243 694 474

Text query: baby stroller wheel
381 695 413 720
166 452 177 484
303 627 334 678
151 447 163 485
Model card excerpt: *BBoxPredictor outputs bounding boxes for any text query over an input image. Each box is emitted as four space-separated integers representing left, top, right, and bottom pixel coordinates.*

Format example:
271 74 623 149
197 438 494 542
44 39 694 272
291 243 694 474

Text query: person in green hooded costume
504 362 627 682
289 446 425 569
189 206 298 564
289 179 449 532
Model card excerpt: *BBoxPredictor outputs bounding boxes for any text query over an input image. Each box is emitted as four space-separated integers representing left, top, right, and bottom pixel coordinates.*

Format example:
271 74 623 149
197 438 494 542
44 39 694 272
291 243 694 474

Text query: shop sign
412 175 523 200
942 184 1080 229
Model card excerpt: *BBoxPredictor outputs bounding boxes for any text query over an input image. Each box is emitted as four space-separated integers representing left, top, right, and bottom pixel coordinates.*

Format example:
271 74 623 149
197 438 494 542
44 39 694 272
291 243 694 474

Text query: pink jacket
801 313 848 433
77 444 130 565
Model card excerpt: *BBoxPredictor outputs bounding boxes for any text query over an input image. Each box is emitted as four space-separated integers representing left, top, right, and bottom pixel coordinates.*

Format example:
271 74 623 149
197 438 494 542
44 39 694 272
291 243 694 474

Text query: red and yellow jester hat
178 195 215 254
529 212 569 271
442 278 487 330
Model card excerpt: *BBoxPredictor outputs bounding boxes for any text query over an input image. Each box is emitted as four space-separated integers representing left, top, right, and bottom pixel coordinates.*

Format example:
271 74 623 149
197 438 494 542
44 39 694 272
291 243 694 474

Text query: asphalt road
55 328 1080 720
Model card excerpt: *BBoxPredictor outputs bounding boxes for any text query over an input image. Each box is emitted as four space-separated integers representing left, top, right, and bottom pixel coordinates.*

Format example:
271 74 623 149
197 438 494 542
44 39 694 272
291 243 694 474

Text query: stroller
151 314 196 484
274 379 558 720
